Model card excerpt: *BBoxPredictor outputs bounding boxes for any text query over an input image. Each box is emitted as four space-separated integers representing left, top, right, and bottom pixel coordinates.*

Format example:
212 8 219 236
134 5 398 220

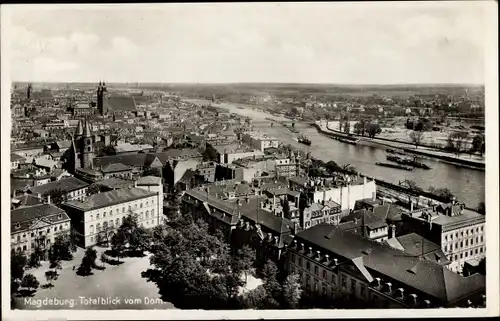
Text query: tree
343 121 350 134
77 247 97 276
45 188 66 206
409 131 425 148
11 252 27 282
281 273 302 308
365 123 382 138
449 131 469 156
233 245 256 283
21 274 39 291
471 134 485 157
353 122 364 135
49 234 73 262
477 201 485 215
86 184 101 196
27 246 44 268
261 260 281 304
428 186 455 202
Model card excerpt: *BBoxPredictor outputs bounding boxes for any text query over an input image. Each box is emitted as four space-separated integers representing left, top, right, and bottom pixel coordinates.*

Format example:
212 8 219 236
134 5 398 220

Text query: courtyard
13 247 175 310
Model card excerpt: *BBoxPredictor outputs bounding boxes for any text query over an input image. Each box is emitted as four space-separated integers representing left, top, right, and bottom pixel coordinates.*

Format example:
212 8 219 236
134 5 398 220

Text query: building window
146 210 149 219
351 279 356 293
31 232 34 237
306 261 310 271
323 270 327 279
110 210 113 216
116 218 120 226
341 275 347 287
103 212 106 218
59 225 62 230
314 266 318 275
298 258 303 266
360 284 366 297
89 225 94 234
96 214 100 220
152 209 155 216
96 223 101 232
23 245 27 251
90 237 94 242
291 254 296 263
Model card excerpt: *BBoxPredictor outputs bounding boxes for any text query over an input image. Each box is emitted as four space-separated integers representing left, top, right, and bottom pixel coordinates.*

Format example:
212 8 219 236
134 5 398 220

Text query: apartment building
28 177 89 201
240 131 279 152
63 187 164 247
11 203 71 257
287 224 485 308
401 202 486 274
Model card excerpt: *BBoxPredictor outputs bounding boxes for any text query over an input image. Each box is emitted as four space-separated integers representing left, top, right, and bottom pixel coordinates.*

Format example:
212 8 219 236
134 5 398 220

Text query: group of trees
141 213 303 309
406 118 433 131
77 247 98 276
353 120 382 138
445 132 484 157
110 214 152 259
11 251 40 303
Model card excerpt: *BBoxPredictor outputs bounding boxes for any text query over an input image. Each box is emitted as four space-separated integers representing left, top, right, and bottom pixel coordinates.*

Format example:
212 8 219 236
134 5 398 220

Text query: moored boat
375 162 413 171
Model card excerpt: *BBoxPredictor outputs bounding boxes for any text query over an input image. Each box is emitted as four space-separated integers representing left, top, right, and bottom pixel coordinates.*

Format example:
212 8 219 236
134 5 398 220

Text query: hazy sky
3 2 489 84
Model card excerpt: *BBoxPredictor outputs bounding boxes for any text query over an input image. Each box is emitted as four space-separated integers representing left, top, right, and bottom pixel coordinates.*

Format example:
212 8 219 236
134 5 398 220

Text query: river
186 99 485 207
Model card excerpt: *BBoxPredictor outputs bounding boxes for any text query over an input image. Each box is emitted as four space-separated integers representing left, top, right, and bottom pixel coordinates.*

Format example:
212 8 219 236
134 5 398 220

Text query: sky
2 2 490 84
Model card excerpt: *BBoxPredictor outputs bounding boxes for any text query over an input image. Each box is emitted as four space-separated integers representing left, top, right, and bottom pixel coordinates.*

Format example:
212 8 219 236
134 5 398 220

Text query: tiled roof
394 233 451 266
11 203 67 228
101 163 132 173
136 176 162 186
96 178 135 190
11 153 26 162
28 177 89 196
373 204 403 222
104 96 137 112
12 194 44 207
64 187 156 211
295 224 485 303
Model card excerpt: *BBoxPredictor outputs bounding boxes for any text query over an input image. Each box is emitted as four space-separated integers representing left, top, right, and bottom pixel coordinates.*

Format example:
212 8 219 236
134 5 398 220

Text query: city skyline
3 2 489 84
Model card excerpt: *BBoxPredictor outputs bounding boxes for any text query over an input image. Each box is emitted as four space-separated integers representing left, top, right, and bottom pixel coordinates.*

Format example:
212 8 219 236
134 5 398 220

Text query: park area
12 247 175 310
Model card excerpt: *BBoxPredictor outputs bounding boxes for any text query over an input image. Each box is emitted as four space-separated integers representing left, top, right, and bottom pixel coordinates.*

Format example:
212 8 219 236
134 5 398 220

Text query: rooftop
295 224 485 303
28 177 89 196
64 187 156 211
136 176 162 186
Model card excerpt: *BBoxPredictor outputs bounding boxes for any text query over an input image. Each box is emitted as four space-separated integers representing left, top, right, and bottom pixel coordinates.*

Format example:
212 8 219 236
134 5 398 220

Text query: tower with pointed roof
67 119 94 172
80 119 94 169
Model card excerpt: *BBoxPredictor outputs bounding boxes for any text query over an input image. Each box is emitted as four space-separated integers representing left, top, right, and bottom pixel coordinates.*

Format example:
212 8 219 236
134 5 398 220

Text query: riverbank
313 122 485 171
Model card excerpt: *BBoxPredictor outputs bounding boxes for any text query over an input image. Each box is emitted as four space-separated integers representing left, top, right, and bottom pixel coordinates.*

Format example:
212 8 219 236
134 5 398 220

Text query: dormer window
410 293 418 305
396 288 404 300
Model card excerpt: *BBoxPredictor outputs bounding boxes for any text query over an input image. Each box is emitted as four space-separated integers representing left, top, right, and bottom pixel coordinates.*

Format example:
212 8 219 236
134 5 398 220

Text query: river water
186 99 485 207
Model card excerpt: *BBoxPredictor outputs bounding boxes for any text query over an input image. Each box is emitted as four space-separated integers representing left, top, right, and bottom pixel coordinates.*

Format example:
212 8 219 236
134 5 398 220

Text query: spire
83 119 92 137
75 120 84 136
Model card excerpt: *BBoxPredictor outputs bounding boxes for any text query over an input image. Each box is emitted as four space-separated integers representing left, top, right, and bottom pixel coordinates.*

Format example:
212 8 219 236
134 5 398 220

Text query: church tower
27 83 32 100
80 119 94 168
97 81 107 115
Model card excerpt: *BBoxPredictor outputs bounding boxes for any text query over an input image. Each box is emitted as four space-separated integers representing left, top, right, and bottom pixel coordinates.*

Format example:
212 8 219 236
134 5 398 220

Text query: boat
386 148 406 155
375 162 413 171
297 134 312 146
386 155 432 170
